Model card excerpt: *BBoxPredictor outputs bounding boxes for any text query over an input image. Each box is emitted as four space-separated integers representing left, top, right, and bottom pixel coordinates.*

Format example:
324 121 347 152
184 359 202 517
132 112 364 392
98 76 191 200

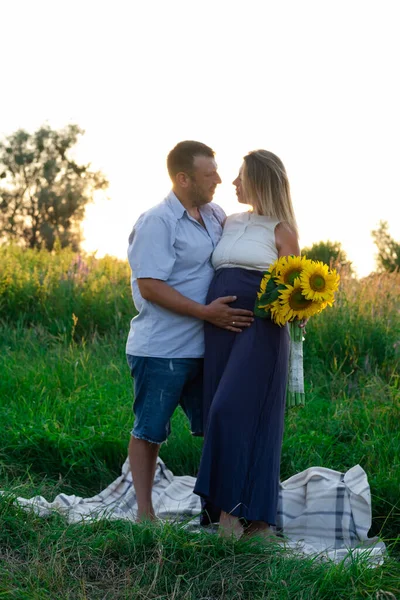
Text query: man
126 140 253 521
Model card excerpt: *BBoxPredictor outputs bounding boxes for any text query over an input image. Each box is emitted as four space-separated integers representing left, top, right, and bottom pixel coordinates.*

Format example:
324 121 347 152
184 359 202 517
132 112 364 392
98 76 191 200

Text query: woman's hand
297 317 309 333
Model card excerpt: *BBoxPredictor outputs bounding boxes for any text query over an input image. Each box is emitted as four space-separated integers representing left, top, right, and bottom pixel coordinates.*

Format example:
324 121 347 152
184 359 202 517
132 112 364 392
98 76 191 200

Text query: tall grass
0 246 399 598
1 246 398 375
304 267 400 382
0 244 134 337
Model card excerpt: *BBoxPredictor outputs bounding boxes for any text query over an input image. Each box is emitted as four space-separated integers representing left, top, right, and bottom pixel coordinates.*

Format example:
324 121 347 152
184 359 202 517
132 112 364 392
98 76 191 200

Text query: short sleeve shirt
126 191 226 358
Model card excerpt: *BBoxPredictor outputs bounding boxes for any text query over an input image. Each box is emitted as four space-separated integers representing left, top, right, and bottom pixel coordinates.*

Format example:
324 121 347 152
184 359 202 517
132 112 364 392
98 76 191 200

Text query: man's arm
138 279 253 333
129 213 253 332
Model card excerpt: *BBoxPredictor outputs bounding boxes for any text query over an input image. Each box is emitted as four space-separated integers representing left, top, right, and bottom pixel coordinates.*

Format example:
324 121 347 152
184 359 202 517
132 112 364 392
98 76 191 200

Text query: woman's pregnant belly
207 267 264 312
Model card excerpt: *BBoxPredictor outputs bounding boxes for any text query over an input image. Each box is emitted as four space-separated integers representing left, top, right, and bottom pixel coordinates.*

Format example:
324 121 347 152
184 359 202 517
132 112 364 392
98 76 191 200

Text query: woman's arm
274 222 300 257
274 223 308 330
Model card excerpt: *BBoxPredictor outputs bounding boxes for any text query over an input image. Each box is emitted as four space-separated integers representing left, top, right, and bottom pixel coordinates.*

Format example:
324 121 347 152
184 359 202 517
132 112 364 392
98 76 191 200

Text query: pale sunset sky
1 0 399 277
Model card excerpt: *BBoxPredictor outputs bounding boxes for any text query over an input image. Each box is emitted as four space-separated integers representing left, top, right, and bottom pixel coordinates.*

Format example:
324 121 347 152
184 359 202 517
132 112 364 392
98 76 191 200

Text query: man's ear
176 172 190 188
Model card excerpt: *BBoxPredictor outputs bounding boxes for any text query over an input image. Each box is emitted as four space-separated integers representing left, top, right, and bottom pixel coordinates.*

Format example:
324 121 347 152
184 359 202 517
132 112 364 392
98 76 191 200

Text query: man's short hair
167 141 215 180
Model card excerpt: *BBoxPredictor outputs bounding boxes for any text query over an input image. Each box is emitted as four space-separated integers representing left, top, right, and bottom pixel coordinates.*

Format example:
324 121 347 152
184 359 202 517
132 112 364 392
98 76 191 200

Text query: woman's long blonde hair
241 150 298 236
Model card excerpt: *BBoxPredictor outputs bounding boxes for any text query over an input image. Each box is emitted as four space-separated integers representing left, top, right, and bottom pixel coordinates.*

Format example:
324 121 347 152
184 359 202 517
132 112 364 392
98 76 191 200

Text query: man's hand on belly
201 296 254 332
138 279 253 332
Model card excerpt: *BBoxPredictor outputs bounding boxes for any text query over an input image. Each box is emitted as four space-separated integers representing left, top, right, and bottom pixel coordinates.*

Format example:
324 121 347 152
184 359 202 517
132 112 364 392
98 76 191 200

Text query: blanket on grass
2 458 385 565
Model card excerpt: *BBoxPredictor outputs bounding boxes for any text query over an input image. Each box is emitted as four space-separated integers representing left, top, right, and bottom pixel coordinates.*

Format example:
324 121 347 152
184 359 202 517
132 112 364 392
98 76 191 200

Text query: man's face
187 155 222 206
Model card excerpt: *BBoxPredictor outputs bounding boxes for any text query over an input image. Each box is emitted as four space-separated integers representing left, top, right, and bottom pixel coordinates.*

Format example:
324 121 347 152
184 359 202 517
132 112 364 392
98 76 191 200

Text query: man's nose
216 173 222 184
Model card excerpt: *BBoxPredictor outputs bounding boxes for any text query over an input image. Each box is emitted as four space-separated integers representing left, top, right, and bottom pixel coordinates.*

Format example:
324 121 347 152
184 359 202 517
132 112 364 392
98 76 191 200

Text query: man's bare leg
128 435 160 522
219 510 243 540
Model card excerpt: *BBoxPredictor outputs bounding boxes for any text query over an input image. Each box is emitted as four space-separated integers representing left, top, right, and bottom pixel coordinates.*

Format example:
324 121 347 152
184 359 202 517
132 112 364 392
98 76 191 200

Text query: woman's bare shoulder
274 222 300 255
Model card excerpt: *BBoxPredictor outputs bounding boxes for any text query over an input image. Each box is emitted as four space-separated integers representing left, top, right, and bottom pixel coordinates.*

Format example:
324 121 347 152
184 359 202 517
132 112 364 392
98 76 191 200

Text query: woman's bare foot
243 520 277 539
219 510 243 540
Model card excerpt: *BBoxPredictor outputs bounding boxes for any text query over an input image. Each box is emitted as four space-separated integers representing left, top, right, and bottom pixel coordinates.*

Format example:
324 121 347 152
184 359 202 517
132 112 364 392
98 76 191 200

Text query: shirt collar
166 190 214 220
166 190 186 220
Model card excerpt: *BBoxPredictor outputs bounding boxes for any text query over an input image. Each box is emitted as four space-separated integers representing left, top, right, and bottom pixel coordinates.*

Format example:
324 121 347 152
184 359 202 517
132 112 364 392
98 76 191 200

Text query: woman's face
232 166 247 204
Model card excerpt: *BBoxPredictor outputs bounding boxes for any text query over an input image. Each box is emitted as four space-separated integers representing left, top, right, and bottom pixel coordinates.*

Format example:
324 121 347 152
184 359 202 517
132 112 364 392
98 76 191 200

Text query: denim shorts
127 355 204 444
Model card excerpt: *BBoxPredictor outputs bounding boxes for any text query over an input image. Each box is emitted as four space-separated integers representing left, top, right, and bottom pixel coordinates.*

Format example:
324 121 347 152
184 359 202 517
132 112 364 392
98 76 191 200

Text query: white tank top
212 212 279 271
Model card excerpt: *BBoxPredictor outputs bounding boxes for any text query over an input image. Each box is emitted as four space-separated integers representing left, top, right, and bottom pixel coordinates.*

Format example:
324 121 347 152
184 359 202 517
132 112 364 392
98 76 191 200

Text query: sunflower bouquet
254 256 340 407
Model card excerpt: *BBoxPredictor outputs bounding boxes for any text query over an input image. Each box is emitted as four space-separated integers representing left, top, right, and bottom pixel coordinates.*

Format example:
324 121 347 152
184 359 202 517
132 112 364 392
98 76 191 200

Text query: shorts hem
131 432 165 445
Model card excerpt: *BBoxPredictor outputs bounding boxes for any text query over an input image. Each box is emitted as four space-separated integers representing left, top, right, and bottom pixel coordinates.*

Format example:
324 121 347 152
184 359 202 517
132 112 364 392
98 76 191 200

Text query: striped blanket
3 458 385 565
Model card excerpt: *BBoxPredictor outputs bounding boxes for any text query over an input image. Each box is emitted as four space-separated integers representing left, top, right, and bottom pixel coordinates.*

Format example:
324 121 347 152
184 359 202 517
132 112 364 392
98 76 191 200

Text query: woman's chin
238 198 253 209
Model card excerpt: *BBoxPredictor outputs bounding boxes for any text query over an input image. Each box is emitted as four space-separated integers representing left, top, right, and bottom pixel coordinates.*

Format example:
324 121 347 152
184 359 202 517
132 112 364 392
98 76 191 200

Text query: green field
0 246 399 598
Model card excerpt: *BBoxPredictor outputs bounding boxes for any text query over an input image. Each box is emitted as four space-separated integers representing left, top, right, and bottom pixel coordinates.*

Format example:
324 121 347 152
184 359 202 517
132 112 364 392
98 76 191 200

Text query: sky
1 0 399 277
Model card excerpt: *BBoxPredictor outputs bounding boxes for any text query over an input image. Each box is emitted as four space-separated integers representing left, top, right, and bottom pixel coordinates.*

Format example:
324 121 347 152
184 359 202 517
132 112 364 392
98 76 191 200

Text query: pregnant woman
194 149 303 539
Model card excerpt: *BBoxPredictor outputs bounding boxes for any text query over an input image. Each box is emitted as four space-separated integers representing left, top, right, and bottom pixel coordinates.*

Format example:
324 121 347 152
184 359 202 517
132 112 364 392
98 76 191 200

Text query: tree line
0 124 107 251
1 124 399 273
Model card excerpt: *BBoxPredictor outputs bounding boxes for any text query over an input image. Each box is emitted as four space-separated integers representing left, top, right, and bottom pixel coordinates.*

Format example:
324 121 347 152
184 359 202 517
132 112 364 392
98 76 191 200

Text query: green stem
286 320 306 410
289 320 303 342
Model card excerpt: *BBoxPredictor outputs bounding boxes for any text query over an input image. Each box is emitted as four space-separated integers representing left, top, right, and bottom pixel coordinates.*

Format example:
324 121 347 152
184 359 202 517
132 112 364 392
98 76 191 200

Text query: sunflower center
288 289 313 311
284 268 302 286
309 274 326 291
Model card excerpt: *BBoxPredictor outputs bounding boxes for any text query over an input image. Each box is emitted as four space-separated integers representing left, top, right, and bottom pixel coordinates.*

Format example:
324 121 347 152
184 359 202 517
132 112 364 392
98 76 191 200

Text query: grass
0 244 133 337
0 505 399 599
0 246 399 598
0 326 398 541
0 327 399 598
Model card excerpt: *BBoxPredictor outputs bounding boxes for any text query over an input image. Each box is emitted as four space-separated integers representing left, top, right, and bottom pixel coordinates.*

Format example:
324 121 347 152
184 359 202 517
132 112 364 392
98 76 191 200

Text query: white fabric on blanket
1 458 385 565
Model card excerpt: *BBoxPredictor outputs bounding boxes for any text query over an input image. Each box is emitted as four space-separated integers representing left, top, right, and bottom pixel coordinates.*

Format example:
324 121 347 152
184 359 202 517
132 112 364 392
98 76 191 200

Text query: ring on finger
232 321 235 326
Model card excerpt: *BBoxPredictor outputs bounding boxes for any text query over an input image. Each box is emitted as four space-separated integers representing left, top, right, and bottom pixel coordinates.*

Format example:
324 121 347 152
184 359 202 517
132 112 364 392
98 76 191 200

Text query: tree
0 124 108 251
371 221 400 273
301 240 352 271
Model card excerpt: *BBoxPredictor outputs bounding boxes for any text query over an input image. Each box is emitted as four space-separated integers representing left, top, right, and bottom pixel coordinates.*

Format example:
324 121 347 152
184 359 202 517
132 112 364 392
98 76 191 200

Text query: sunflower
258 271 271 298
278 280 321 322
257 261 281 301
300 261 340 302
267 258 280 275
257 299 272 311
275 255 307 287
270 299 287 326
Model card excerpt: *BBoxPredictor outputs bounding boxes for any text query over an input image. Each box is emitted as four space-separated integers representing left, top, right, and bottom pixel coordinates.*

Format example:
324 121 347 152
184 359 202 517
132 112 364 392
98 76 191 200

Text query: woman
194 150 302 539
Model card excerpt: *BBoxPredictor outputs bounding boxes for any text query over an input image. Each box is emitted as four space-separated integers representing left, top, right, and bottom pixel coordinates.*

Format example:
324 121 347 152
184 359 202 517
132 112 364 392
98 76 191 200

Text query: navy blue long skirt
194 268 290 525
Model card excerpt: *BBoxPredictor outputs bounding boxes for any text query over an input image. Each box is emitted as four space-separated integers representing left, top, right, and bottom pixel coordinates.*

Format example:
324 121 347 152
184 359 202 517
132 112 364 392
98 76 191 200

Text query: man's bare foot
136 508 157 523
219 510 243 540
